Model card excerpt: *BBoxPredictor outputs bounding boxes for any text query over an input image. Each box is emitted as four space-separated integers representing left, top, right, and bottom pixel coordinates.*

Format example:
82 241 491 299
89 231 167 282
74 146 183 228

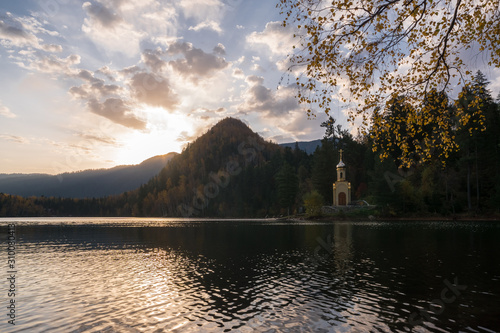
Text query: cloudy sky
0 0 341 174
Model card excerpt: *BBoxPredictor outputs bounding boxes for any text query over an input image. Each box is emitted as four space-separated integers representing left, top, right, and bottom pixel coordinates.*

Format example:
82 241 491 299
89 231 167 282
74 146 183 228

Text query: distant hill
0 153 177 198
279 139 322 154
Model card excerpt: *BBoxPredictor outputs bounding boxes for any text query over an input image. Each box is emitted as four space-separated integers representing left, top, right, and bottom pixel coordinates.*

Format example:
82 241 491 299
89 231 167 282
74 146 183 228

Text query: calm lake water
1 218 499 332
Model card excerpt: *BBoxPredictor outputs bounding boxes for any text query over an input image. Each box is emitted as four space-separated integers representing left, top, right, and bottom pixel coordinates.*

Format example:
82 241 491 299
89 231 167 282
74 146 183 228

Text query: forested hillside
1 72 499 218
132 118 282 217
0 153 176 198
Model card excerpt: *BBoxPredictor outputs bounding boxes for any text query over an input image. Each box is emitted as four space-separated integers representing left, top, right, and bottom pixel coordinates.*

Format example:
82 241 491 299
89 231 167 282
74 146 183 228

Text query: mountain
0 153 177 198
279 139 322 154
127 117 285 217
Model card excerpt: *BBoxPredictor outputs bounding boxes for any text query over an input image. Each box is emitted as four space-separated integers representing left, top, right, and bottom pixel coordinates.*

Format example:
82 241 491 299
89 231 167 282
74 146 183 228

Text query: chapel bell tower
333 149 351 206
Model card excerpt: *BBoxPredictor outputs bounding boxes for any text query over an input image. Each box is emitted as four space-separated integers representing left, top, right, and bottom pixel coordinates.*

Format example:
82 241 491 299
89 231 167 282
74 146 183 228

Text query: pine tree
276 162 298 215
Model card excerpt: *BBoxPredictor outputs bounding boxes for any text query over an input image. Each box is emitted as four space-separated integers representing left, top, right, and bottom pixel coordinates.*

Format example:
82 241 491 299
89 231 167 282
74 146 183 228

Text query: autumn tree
303 190 324 216
278 0 498 165
371 90 456 167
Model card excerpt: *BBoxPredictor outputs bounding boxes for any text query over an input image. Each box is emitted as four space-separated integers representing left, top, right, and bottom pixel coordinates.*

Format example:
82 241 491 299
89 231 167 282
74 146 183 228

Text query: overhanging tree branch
278 0 498 166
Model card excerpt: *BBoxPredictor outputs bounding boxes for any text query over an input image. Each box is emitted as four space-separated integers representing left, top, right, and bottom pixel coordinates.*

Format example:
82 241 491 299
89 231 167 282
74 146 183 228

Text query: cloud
77 132 121 146
87 98 146 130
92 82 122 96
167 41 229 79
130 72 179 111
120 65 141 76
247 21 296 56
140 7 178 40
0 102 16 118
246 75 264 85
70 69 110 100
188 106 226 119
68 65 178 125
96 66 117 81
42 44 63 53
76 69 100 83
30 54 81 75
69 81 122 100
238 76 300 117
250 84 272 103
67 66 148 130
276 57 293 72
82 2 123 28
251 63 265 72
213 43 225 55
233 68 244 79
278 110 328 139
176 130 199 143
0 17 39 48
81 2 144 57
0 13 60 51
69 86 89 99
80 1 179 58
14 14 59 37
0 134 29 144
141 49 167 73
179 0 224 22
249 108 329 144
189 20 222 34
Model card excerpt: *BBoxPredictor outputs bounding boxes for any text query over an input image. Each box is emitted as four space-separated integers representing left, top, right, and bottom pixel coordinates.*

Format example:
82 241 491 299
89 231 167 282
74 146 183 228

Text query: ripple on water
2 219 499 333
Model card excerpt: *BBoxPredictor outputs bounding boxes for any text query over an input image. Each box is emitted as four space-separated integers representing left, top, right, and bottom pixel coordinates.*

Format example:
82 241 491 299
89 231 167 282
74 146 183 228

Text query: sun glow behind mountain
113 107 194 166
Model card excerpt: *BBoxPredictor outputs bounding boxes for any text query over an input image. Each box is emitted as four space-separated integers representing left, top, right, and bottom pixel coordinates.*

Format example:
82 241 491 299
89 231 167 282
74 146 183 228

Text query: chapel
332 149 351 206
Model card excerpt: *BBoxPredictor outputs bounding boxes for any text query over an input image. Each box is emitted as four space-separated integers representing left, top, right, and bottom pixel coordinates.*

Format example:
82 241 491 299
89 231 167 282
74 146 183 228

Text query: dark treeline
1 72 499 218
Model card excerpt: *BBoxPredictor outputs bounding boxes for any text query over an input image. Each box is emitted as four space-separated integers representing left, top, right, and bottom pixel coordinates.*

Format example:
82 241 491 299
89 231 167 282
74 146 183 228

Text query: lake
1 218 499 332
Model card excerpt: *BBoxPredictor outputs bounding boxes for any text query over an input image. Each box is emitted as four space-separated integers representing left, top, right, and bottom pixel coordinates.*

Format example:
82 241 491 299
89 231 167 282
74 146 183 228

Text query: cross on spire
339 149 343 161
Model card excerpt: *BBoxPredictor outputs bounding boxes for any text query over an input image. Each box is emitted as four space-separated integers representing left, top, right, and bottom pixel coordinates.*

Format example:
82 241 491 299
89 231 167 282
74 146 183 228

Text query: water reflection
0 220 499 332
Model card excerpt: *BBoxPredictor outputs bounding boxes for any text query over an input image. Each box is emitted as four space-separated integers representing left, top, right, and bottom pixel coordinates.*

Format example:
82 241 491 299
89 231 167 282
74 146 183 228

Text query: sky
0 0 340 174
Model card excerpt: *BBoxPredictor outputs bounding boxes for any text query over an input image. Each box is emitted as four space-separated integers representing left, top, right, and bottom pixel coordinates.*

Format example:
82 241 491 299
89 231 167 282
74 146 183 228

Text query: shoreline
1 214 499 222
282 213 500 223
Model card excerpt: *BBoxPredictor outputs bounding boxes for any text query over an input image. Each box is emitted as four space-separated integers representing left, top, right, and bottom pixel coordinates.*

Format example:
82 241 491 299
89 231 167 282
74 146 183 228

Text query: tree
455 71 497 211
278 0 497 165
371 90 456 167
371 96 417 166
311 138 336 203
303 190 324 216
320 116 349 149
276 162 299 215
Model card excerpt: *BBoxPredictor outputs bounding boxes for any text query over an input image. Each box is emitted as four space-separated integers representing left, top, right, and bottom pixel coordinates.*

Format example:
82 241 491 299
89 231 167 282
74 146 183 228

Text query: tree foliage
303 190 324 216
278 0 498 165
371 90 456 167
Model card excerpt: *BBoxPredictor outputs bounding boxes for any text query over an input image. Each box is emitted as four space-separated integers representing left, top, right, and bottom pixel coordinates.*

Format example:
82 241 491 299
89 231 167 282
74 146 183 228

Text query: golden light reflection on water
11 245 201 332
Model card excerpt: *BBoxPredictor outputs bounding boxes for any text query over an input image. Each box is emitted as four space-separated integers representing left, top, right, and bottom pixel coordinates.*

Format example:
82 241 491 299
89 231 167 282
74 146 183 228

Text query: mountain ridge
0 153 177 198
279 139 322 154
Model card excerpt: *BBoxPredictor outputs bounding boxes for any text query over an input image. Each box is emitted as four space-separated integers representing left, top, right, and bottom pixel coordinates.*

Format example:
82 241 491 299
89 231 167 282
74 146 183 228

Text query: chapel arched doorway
338 192 346 206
